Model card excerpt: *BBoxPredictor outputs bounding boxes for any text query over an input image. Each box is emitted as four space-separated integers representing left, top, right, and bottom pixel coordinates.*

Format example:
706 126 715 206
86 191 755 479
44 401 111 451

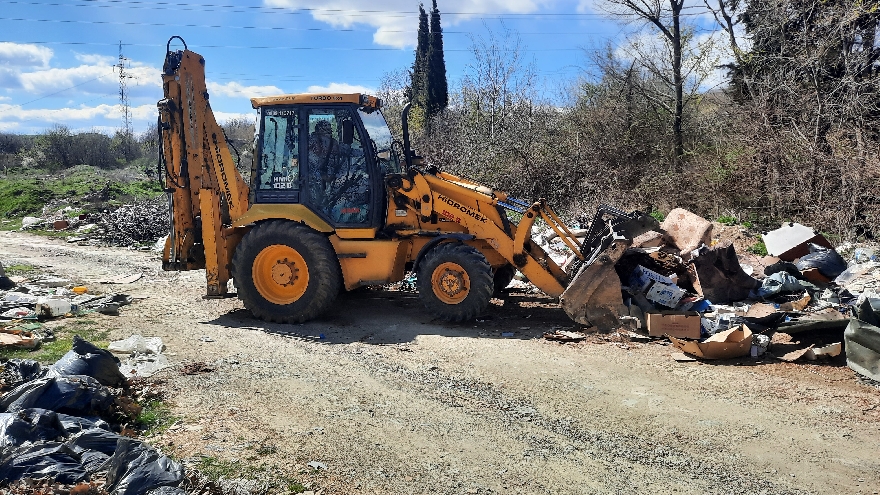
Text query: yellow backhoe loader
157 37 658 327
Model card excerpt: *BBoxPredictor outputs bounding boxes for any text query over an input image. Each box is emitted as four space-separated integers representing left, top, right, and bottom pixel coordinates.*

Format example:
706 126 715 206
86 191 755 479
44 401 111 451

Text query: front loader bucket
560 207 661 331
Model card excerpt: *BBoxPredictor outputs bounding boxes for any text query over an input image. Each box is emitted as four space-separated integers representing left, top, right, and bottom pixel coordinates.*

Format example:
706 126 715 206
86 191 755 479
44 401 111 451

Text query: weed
747 240 768 256
716 215 738 226
193 457 307 494
137 400 178 435
3 264 36 276
649 210 665 222
742 221 754 229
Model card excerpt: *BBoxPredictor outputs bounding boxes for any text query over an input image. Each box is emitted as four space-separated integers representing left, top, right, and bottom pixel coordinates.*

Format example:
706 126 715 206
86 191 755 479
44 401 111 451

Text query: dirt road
2 230 878 494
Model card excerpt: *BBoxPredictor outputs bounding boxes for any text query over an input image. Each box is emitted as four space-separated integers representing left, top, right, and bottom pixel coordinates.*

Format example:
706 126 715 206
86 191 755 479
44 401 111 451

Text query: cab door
304 106 380 228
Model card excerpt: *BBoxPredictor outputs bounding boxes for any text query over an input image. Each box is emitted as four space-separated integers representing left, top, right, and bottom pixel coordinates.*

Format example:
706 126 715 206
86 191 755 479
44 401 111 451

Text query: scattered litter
199 336 215 343
669 325 753 360
109 335 165 355
307 461 327 470
501 332 514 337
98 273 143 285
543 330 587 342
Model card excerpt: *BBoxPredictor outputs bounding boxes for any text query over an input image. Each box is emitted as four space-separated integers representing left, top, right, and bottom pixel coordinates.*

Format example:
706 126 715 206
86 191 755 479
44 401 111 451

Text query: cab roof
250 93 381 110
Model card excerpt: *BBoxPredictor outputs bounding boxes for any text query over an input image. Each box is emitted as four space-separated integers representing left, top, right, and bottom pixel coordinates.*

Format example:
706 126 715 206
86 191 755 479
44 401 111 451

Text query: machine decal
211 132 235 207
310 95 344 101
436 194 487 223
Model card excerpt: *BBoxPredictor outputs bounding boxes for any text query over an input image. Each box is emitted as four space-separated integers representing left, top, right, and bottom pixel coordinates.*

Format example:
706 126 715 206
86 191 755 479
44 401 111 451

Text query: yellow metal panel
330 237 409 290
232 204 333 232
336 228 377 239
250 93 380 109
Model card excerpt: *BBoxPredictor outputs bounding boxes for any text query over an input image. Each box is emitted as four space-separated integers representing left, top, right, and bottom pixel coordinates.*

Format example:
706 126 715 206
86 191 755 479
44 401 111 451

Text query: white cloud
0 42 53 68
306 82 375 94
214 111 256 125
207 81 284 98
75 53 116 65
264 0 549 48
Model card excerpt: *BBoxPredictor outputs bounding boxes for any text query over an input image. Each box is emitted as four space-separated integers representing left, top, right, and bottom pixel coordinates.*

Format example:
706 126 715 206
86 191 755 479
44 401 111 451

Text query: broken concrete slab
660 208 713 255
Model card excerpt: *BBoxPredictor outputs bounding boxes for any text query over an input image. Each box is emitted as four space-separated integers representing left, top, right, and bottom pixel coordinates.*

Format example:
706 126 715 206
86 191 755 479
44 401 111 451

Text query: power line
0 16 610 36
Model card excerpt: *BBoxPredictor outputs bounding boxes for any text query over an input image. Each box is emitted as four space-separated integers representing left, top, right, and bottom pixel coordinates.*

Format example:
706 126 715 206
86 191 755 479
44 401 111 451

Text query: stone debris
20 197 169 249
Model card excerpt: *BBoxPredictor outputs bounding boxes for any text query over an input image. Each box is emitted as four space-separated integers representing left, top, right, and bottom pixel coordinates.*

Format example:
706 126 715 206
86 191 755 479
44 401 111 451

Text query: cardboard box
669 325 753 360
646 281 686 307
629 265 676 292
646 312 702 339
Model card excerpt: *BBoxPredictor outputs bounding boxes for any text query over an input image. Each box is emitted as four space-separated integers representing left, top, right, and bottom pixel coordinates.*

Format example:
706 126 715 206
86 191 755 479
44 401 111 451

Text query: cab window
306 108 371 225
257 111 299 191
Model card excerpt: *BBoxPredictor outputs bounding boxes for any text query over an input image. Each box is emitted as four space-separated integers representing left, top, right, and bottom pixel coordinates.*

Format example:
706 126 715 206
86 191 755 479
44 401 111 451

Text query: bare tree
599 0 687 170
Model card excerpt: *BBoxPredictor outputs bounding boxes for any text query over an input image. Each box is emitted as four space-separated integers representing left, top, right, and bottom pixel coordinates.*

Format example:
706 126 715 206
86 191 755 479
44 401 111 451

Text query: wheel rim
253 244 309 305
431 262 470 304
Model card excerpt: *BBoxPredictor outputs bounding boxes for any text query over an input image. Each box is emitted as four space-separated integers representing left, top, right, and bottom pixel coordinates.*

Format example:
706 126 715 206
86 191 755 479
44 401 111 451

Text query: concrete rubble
19 197 169 249
537 206 880 373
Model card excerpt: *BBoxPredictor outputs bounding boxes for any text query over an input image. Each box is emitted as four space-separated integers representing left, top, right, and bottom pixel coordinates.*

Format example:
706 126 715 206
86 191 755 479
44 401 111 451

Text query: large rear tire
417 243 493 322
232 221 341 323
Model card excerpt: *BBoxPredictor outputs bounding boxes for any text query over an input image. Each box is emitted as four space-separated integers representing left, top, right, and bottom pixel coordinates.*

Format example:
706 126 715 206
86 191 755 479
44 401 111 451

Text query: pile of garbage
20 198 169 249
0 263 132 350
540 207 880 379
0 336 184 493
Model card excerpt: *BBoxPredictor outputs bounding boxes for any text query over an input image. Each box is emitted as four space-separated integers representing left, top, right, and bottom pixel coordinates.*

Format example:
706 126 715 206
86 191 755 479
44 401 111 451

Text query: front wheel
232 221 341 323
417 243 493 322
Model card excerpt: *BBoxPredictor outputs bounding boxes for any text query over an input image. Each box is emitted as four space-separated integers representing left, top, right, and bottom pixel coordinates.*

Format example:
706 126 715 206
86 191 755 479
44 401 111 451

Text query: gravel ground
2 230 879 495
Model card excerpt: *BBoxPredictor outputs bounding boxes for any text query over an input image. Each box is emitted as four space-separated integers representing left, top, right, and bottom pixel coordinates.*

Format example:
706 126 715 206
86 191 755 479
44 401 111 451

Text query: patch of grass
649 210 665 222
194 457 307 494
742 221 754 229
0 319 110 364
716 215 738 226
0 165 163 220
747 240 768 256
3 264 37 276
137 400 178 435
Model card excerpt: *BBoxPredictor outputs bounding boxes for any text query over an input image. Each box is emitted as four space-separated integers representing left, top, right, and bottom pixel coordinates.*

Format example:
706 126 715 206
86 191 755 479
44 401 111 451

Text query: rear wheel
232 221 341 323
417 243 493 322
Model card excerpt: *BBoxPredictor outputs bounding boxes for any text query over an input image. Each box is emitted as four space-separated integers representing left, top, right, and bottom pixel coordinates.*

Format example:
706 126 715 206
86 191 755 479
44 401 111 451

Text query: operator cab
250 93 401 230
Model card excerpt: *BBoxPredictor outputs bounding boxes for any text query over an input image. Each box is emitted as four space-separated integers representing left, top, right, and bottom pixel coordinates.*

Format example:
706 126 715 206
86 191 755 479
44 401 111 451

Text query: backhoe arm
157 36 250 296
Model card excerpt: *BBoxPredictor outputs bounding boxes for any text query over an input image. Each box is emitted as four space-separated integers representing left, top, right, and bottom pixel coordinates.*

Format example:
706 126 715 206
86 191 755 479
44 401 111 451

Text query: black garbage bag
146 488 187 495
49 336 126 387
66 427 125 455
57 413 110 435
764 260 804 280
0 376 114 417
795 243 847 279
0 441 88 484
105 438 184 495
80 450 111 475
1 359 46 390
0 408 67 448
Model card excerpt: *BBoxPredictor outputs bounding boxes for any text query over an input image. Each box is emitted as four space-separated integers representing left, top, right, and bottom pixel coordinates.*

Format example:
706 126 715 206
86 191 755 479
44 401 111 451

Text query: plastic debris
104 438 185 495
109 335 165 355
49 336 127 387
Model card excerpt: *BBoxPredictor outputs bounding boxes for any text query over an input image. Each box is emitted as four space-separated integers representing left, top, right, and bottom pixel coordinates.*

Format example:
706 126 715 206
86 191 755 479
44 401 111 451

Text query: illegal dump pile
19 197 169 249
0 336 184 494
539 207 880 378
0 264 133 351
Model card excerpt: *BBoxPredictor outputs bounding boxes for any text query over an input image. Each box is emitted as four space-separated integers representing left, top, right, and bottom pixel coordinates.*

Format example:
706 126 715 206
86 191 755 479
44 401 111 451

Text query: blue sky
0 0 727 135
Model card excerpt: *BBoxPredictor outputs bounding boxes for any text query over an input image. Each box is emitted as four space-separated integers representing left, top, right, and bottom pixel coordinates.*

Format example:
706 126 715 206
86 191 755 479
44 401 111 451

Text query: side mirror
341 119 354 145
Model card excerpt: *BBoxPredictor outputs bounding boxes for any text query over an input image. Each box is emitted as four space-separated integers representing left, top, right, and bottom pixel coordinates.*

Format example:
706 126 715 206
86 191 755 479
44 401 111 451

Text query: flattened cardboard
669 325 753 360
762 223 833 261
647 311 701 339
629 265 675 292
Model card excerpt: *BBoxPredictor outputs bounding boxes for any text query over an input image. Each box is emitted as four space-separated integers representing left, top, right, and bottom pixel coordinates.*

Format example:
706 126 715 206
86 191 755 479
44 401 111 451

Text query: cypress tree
410 4 430 109
426 0 448 117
